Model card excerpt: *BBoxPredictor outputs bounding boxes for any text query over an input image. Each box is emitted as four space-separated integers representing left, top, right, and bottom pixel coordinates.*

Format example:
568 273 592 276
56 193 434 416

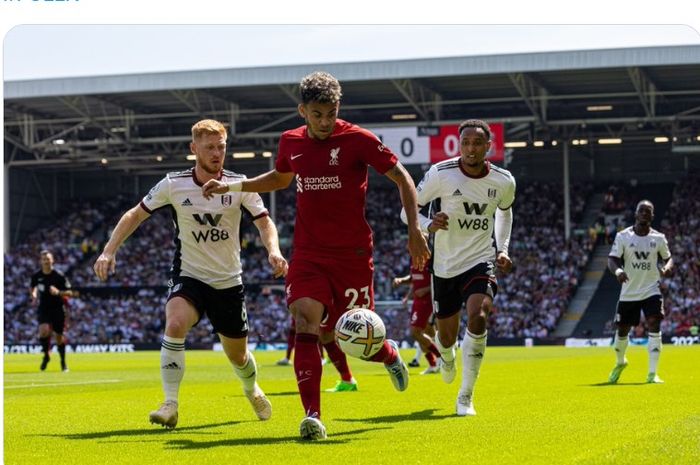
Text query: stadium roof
5 45 700 173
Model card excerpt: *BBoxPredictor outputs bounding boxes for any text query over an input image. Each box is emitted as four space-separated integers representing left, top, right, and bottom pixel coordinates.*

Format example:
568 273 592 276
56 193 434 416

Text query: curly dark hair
458 119 492 140
299 71 342 104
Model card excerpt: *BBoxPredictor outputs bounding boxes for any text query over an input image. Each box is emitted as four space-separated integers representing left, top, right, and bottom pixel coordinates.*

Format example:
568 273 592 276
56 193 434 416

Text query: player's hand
407 226 430 271
49 285 60 296
660 266 673 277
94 252 116 282
392 277 402 288
496 252 513 274
268 253 288 278
616 271 629 284
71 290 81 298
428 212 449 233
201 179 229 200
30 295 37 306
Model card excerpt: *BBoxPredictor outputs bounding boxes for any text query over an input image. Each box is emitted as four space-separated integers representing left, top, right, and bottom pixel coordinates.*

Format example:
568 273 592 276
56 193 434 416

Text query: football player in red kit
202 71 430 440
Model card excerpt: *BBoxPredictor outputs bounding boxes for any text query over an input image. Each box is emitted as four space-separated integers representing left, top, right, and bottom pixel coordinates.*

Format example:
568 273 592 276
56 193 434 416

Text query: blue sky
4 24 700 81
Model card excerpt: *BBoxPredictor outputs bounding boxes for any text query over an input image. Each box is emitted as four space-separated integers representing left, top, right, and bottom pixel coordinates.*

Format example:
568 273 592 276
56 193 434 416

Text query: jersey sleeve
30 273 38 288
357 128 398 174
140 176 170 213
658 234 671 260
241 191 269 220
275 134 293 173
415 165 441 207
609 233 624 258
498 175 516 209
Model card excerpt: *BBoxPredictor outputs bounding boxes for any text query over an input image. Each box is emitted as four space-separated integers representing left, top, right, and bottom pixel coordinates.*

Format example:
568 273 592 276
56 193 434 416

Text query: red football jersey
410 263 432 302
276 119 398 256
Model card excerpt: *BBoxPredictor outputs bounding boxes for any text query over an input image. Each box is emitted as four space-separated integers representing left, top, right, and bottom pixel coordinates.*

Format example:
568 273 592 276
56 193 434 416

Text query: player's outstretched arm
385 163 430 270
253 215 289 279
94 205 150 281
202 170 295 199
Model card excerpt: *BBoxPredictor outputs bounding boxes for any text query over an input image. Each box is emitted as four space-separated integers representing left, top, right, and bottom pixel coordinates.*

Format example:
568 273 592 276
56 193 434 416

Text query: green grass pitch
4 345 699 464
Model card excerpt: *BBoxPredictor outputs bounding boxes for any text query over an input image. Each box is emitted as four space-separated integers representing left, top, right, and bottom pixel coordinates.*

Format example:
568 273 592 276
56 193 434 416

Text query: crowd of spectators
15 171 699 344
658 173 700 337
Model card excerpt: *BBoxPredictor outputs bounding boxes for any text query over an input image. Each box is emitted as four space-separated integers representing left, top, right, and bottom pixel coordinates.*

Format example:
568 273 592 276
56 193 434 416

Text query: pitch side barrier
4 336 698 354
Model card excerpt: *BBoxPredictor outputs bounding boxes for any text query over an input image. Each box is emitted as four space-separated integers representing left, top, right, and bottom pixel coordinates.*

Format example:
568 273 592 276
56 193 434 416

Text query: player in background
30 250 79 372
402 119 515 416
392 258 441 374
607 200 673 384
94 119 288 429
202 71 430 440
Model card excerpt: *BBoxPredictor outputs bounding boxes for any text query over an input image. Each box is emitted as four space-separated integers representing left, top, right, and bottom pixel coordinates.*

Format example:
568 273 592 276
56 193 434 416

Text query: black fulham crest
221 195 232 207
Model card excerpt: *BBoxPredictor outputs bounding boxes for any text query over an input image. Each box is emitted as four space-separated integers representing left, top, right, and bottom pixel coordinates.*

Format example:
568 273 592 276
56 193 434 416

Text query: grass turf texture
4 346 699 464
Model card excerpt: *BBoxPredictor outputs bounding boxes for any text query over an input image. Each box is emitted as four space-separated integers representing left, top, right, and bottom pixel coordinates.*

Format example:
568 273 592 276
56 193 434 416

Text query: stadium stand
5 178 608 345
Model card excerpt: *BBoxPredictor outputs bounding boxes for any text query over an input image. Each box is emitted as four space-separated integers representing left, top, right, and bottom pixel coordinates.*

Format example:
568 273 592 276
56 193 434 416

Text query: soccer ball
334 308 386 360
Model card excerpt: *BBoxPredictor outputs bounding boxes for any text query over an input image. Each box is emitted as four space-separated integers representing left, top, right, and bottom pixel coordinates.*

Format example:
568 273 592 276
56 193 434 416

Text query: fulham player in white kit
402 119 516 416
94 119 288 428
607 200 673 384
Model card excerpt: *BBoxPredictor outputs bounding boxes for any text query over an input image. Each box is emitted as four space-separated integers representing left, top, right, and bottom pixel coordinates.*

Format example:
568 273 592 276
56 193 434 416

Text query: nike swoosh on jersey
291 153 304 160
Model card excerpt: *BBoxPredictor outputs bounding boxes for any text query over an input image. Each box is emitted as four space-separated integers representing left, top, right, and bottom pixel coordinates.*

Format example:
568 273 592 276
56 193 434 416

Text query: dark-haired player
203 71 430 440
403 119 515 416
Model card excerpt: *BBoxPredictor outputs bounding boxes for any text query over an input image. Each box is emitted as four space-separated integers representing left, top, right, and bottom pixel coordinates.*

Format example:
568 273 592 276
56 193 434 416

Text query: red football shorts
285 254 375 331
410 297 434 329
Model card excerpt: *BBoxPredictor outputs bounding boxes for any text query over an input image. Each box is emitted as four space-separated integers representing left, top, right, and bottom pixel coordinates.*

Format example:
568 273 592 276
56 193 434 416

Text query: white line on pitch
4 379 122 389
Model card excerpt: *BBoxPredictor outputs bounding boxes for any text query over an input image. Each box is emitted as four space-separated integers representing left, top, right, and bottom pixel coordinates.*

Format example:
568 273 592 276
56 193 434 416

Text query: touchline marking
5 379 122 389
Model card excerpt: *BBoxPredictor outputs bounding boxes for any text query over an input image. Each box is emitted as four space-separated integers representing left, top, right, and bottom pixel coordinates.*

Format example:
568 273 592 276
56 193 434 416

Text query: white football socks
233 350 259 394
648 332 662 373
435 332 455 362
613 332 629 365
460 330 487 397
160 335 186 402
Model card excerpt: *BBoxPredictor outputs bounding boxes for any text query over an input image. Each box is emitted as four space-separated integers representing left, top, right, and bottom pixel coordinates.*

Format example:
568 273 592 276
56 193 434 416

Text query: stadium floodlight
262 151 272 158
697 136 700 141
233 152 256 159
186 154 196 161
391 114 417 120
571 139 588 145
654 137 669 143
533 141 545 147
52 139 65 145
504 142 527 148
598 138 622 145
586 105 613 111
100 158 108 165
551 140 558 147
156 155 164 162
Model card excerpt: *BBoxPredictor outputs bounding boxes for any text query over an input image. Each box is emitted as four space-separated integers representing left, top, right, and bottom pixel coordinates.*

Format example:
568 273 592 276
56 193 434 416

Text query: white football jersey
609 226 671 301
141 168 268 289
416 159 516 278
